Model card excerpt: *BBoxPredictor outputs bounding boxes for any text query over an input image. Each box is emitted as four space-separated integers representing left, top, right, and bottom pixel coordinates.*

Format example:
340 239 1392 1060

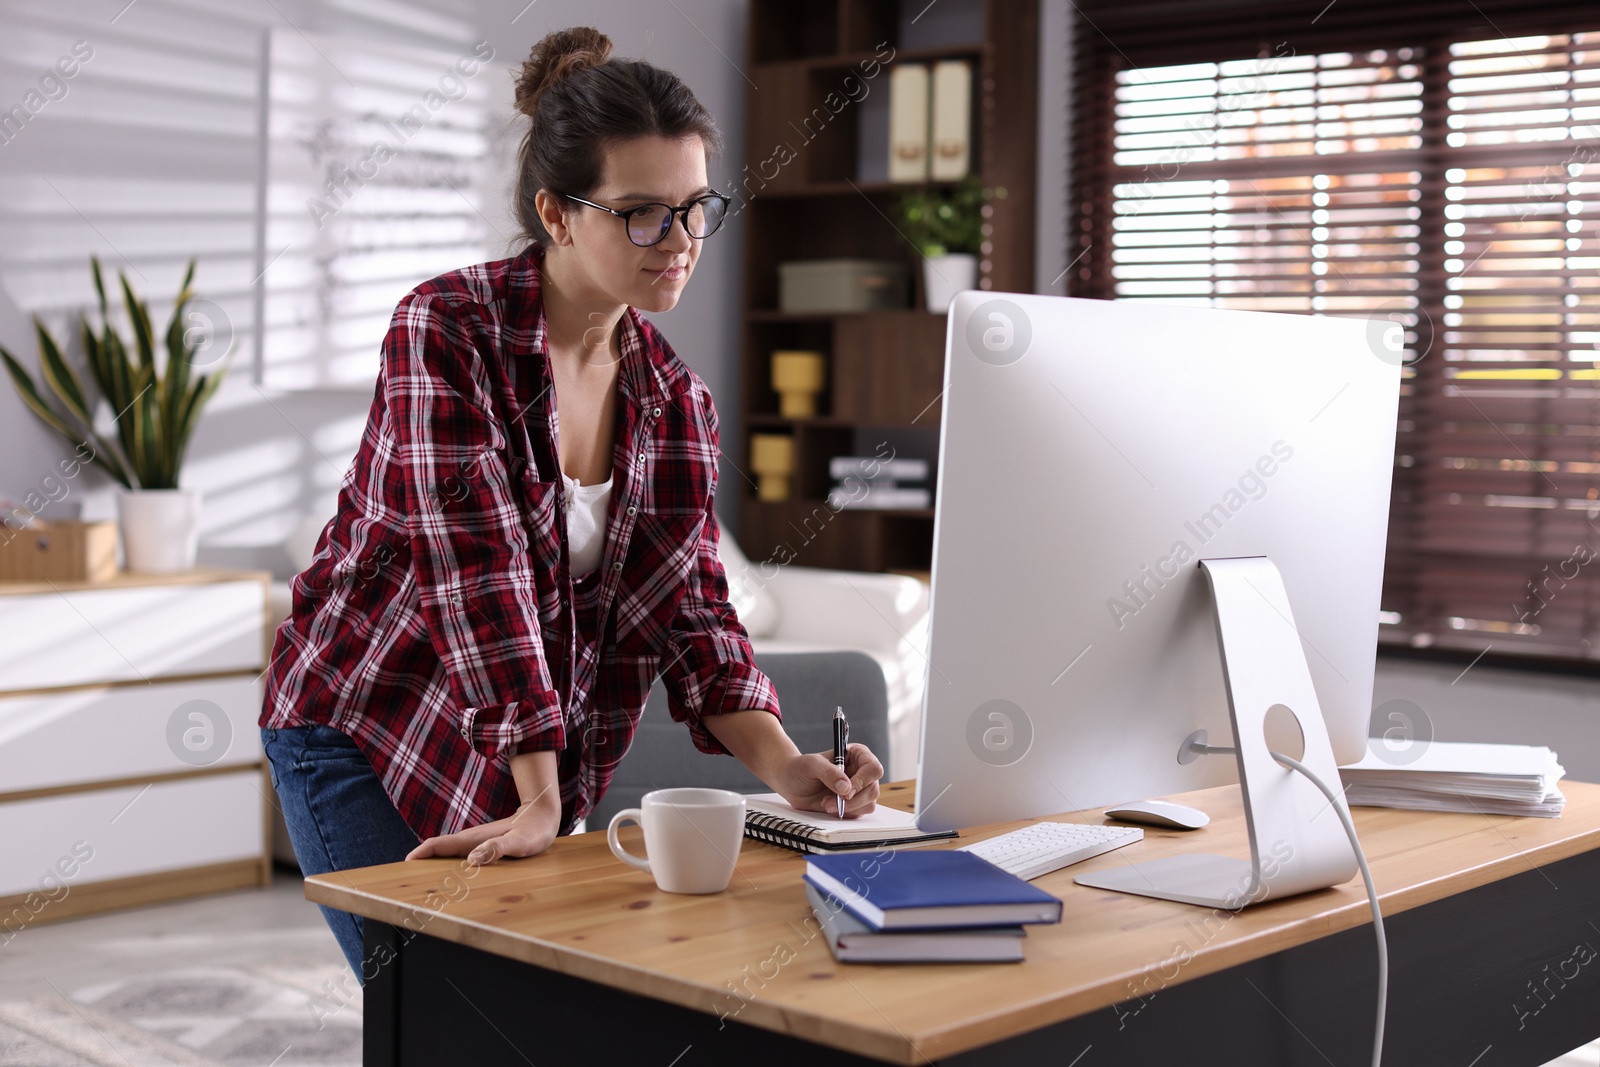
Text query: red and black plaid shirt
259 241 780 840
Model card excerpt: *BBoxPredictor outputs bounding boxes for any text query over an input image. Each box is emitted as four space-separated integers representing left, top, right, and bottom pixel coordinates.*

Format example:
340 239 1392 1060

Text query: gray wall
1374 657 1599 785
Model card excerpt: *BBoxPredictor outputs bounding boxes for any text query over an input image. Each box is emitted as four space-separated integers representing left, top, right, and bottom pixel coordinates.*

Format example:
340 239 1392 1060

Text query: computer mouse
1102 799 1210 830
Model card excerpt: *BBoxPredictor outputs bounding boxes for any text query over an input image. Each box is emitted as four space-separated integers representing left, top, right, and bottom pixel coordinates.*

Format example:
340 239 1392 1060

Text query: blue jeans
261 724 419 980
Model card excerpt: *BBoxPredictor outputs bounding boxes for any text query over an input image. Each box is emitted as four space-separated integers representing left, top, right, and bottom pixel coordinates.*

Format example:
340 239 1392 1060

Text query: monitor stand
1074 556 1359 910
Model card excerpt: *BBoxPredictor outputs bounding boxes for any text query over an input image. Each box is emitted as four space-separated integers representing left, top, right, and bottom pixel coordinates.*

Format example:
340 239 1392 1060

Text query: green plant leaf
1 345 78 439
105 328 137 463
34 318 94 428
85 433 134 488
133 377 163 488
171 343 234 476
118 271 155 372
1 344 133 490
123 389 144 489
162 269 195 461
90 255 109 323
79 316 110 401
120 363 156 488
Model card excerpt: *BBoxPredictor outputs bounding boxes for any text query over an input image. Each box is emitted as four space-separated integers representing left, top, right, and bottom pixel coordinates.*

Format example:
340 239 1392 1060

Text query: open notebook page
744 792 931 844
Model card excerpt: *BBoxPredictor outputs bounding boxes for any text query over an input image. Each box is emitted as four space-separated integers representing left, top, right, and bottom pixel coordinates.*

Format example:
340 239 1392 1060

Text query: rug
0 963 360 1067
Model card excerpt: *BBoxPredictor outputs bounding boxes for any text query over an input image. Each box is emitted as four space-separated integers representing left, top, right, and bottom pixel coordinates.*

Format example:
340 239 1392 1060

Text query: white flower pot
922 253 978 313
117 488 202 573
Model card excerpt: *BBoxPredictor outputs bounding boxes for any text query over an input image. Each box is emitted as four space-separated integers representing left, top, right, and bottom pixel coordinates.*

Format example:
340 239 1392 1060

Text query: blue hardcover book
804 850 1063 930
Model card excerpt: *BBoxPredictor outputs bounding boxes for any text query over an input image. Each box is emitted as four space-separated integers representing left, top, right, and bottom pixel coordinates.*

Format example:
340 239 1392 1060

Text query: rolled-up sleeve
385 293 564 761
660 388 782 755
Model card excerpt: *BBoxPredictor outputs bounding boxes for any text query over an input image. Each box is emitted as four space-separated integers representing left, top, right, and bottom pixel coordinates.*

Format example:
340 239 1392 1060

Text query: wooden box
0 520 118 583
778 259 909 314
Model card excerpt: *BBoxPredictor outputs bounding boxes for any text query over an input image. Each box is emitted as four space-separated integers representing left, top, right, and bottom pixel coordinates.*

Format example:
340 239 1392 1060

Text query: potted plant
1 256 233 573
894 175 1008 312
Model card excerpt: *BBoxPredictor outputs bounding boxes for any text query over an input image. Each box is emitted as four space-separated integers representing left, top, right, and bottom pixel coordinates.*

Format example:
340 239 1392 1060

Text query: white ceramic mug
606 787 747 894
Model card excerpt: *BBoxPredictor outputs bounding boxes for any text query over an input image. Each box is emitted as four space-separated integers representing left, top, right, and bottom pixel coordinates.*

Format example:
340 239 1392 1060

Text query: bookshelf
735 0 1038 575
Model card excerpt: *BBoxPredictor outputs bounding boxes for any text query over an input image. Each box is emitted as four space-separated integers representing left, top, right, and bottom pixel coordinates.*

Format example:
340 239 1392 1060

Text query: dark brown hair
512 27 725 247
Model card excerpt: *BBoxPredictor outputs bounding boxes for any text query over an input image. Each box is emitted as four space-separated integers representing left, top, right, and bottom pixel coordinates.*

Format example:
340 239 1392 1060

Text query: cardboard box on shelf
0 520 118 583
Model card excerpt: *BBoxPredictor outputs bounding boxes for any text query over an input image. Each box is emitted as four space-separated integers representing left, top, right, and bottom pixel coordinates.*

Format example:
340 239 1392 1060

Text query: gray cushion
587 650 890 829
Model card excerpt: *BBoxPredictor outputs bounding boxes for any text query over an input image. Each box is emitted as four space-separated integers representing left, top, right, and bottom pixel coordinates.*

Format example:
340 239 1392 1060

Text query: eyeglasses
555 189 731 247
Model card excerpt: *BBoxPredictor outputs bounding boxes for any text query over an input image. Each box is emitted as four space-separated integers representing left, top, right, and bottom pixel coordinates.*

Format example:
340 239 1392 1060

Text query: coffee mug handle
607 809 651 874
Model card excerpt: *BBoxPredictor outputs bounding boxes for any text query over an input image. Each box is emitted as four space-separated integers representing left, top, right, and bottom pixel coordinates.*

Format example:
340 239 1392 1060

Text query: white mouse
1103 799 1210 831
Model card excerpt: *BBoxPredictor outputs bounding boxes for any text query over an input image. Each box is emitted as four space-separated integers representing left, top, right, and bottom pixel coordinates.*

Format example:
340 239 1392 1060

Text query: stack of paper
1339 740 1567 818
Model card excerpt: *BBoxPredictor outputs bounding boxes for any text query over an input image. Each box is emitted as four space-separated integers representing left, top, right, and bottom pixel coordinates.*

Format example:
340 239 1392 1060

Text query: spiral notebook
743 793 957 854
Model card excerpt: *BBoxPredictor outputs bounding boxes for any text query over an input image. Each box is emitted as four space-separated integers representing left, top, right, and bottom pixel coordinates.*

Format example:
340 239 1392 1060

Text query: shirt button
635 454 645 465
450 593 463 605
626 505 637 517
612 561 623 572
652 406 662 418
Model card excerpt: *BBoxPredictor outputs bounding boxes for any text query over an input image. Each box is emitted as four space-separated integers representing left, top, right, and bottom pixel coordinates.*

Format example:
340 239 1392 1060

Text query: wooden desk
307 780 1600 1066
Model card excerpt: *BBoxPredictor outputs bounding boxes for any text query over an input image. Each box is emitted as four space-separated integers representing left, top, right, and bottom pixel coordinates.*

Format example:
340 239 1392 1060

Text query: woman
259 26 884 978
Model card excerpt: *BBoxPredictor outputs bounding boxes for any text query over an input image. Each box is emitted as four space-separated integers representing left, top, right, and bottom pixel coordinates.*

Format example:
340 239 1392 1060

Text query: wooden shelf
753 42 986 74
737 0 1037 574
744 307 947 321
740 498 937 572
739 179 967 200
753 499 935 520
747 413 854 428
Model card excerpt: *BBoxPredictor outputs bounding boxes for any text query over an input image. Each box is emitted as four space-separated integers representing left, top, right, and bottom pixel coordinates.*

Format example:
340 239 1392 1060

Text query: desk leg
362 920 401 1067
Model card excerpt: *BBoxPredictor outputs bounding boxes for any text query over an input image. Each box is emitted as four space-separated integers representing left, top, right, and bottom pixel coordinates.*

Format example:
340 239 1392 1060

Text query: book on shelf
829 456 931 482
1339 739 1567 818
743 793 957 854
826 486 932 511
804 850 1064 931
803 883 1026 963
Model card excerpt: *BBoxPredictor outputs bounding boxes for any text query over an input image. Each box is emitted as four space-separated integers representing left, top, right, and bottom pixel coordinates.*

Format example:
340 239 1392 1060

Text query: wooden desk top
306 779 1600 1065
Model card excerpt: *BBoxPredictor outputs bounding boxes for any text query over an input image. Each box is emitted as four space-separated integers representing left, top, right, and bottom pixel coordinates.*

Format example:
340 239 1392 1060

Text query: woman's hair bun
515 26 613 119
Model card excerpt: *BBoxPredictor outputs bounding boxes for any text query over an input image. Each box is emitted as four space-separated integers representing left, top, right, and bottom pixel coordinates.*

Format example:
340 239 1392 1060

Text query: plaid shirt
259 241 781 840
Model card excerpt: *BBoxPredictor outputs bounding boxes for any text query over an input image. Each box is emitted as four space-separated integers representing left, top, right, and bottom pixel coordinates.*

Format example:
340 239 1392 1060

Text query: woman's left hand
771 742 883 818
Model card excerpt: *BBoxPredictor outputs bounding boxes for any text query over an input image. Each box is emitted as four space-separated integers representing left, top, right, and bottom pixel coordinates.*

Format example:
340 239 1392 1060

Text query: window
262 29 518 389
1072 3 1600 661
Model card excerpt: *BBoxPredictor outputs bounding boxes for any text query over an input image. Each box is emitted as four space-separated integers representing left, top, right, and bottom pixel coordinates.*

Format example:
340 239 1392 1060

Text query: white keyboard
958 821 1143 881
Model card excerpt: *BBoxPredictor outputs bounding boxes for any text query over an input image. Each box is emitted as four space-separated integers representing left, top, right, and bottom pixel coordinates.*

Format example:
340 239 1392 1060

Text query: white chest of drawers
0 566 273 928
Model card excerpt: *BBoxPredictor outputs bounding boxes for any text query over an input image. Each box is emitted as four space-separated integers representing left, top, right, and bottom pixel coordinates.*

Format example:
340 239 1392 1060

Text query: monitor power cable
1269 749 1388 1067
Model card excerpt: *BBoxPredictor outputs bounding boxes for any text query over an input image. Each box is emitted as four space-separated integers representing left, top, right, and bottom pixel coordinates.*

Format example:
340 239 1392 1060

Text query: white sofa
716 533 930 782
267 514 931 781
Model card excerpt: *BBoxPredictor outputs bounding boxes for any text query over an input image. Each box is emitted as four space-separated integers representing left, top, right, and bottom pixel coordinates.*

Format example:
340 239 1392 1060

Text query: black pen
832 705 849 818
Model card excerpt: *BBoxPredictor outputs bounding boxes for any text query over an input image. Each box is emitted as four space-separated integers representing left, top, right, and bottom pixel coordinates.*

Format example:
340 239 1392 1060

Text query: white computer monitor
914 292 1401 835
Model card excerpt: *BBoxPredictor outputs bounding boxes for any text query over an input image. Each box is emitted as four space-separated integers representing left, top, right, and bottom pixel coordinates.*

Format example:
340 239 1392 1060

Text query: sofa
586 649 891 829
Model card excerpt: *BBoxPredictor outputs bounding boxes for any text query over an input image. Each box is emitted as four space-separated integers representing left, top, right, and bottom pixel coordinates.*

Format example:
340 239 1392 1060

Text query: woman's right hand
405 791 562 864
406 749 564 865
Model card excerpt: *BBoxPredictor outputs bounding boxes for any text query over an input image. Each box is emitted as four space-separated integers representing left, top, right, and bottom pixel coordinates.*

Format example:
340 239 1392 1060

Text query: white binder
930 59 972 180
888 63 930 182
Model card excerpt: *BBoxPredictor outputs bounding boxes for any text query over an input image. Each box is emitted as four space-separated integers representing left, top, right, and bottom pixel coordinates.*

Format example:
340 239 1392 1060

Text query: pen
832 705 849 818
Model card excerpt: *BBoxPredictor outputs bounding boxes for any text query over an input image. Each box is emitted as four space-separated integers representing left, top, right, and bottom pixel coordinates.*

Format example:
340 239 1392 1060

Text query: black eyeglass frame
554 189 732 247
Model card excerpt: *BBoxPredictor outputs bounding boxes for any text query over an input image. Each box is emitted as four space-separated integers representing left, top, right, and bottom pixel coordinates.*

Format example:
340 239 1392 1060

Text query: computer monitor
914 292 1401 837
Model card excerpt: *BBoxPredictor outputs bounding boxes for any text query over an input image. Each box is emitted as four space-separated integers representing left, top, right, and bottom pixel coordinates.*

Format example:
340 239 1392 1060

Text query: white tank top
562 471 613 578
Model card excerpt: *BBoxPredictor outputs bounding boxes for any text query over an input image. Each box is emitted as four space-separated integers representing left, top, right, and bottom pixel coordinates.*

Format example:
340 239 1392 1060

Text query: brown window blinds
1071 2 1600 661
